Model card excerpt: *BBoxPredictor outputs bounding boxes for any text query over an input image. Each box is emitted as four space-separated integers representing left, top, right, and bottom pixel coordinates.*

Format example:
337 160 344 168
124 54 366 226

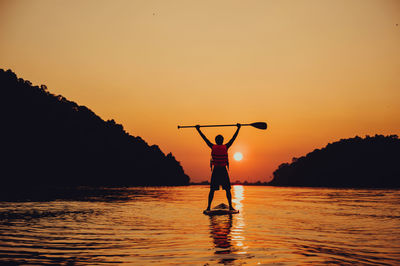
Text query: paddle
177 122 267 130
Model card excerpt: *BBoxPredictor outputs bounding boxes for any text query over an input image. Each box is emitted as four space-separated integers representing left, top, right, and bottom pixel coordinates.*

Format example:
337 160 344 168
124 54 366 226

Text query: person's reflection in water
208 214 237 264
210 215 233 252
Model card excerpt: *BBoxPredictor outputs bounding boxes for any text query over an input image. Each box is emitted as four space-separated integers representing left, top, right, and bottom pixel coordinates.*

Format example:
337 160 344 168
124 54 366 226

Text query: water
1 186 399 265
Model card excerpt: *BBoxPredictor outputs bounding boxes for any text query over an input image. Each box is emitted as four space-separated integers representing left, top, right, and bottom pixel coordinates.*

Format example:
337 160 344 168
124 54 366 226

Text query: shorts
210 166 231 191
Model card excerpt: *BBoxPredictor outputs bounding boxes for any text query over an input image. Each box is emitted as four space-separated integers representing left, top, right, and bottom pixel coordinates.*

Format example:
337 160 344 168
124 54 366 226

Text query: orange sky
1 0 399 182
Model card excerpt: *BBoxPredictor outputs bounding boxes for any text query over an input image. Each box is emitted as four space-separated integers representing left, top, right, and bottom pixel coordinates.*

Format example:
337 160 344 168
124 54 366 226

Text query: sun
233 152 243 161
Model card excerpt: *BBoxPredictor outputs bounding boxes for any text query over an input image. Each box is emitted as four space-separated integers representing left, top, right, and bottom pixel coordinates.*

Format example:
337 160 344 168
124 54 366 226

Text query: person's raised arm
196 125 213 149
225 123 241 149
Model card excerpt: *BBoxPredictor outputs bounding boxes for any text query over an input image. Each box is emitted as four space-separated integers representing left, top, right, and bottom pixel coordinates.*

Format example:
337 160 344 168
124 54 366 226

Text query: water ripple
1 186 399 265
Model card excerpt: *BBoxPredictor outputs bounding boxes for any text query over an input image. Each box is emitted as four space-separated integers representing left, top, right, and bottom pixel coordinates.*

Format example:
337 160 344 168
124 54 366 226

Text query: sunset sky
1 0 399 182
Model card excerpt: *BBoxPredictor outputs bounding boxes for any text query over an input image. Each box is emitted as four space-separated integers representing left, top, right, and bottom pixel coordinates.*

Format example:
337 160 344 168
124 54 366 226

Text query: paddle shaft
178 123 251 129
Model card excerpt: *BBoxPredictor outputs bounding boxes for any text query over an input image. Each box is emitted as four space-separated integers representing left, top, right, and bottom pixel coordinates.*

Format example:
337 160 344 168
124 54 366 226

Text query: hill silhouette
269 135 400 188
0 69 189 188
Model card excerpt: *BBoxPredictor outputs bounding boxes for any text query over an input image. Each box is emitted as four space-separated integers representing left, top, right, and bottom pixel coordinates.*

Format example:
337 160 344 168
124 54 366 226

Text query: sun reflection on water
232 185 244 211
232 185 247 254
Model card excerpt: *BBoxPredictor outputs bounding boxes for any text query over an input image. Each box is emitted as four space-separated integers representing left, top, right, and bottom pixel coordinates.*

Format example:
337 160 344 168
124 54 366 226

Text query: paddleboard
203 203 239 215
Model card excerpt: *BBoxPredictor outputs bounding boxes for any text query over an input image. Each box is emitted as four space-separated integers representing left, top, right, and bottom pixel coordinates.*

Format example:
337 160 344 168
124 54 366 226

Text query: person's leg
221 167 234 210
207 189 215 210
225 189 235 210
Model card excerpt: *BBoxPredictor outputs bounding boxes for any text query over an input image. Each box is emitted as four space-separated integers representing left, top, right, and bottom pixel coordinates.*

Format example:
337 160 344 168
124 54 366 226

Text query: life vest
211 145 229 167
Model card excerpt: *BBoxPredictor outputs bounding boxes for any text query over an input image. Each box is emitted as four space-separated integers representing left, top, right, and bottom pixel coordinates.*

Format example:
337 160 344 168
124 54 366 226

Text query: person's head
215 135 224 145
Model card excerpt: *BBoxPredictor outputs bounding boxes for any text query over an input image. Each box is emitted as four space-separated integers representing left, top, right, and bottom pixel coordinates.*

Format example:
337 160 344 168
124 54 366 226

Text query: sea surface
0 186 399 265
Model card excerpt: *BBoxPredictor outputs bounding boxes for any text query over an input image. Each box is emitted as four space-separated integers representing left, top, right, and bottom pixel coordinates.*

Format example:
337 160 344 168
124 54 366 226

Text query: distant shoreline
190 181 270 186
190 183 400 189
1 184 399 202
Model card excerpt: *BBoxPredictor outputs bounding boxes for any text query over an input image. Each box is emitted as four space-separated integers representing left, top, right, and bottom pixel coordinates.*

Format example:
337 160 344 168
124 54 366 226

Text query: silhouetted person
196 124 241 211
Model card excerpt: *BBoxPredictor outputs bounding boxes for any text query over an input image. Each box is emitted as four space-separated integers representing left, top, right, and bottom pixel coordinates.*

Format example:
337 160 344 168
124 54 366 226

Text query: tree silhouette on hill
0 69 189 188
269 135 400 188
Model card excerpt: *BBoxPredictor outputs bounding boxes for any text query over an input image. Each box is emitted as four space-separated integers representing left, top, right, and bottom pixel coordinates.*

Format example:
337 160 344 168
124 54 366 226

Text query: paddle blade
250 122 267 130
